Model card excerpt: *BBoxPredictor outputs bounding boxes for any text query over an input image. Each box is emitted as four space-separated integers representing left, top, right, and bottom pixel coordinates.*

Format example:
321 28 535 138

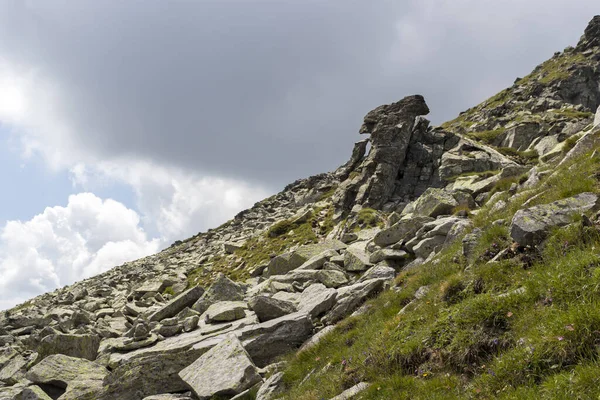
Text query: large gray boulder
267 241 346 276
150 285 205 322
239 312 313 367
38 333 100 361
297 284 337 319
205 301 247 323
248 296 296 322
510 192 600 246
26 354 108 400
343 244 372 272
412 188 458 217
179 335 261 400
192 274 243 314
322 279 385 325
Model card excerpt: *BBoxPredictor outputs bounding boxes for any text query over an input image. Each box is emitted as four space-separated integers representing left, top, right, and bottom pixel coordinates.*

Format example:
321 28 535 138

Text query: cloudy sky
0 1 597 310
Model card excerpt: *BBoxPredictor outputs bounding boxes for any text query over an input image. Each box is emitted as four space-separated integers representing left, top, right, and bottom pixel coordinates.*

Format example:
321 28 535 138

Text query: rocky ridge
2 15 600 400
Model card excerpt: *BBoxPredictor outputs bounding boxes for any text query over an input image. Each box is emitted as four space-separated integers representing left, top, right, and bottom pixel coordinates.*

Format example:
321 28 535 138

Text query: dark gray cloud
0 1 597 189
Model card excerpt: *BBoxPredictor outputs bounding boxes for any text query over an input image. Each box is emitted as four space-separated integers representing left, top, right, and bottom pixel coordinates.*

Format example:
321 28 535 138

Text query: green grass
495 147 539 165
353 208 385 231
276 148 600 399
467 128 506 145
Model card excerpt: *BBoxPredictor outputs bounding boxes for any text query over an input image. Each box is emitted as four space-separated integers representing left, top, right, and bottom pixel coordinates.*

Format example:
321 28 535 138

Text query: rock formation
2 14 600 400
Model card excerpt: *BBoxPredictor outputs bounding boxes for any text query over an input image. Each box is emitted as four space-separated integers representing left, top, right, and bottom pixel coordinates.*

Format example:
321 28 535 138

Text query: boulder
357 265 396 283
205 301 248 323
343 244 372 272
255 371 285 400
239 312 313 367
248 296 296 322
150 286 205 322
26 354 108 399
411 235 447 259
192 274 243 314
179 335 261 400
298 284 337 319
0 353 29 385
412 188 458 217
595 104 600 127
322 279 385 324
316 270 349 288
14 385 53 400
510 192 600 246
296 249 339 270
369 249 409 264
223 241 244 254
38 333 100 361
373 216 434 247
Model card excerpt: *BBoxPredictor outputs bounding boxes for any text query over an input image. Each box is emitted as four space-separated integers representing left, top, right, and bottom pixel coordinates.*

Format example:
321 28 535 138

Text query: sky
0 0 598 310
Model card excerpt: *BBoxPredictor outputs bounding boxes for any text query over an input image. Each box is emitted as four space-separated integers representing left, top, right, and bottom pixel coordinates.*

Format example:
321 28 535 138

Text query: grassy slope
277 147 600 399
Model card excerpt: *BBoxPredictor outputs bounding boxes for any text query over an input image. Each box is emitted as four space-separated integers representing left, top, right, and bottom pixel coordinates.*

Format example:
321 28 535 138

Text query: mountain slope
2 15 600 400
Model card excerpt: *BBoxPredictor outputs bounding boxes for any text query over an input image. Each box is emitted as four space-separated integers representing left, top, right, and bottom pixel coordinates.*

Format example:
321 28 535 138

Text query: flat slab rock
510 192 600 246
205 301 248 323
38 333 100 361
179 335 261 400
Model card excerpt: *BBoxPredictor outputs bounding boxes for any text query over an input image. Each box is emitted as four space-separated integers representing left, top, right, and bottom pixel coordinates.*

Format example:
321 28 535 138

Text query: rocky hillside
2 15 600 400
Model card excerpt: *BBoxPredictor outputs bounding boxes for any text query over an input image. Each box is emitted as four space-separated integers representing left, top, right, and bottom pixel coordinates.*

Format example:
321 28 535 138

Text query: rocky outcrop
510 192 600 246
333 95 431 216
3 15 600 400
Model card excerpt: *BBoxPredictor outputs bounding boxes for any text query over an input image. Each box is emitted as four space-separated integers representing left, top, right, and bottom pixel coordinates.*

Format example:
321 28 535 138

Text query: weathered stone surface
330 382 370 400
374 215 434 247
298 284 337 319
248 296 296 322
299 325 336 354
26 354 108 399
239 312 313 367
333 95 430 214
510 192 600 246
344 244 372 272
595 105 600 127
179 335 261 400
559 126 600 167
150 286 205 322
205 301 248 323
357 265 396 283
256 371 285 400
193 275 244 314
369 249 409 264
412 188 458 217
411 235 447 259
223 241 244 254
323 279 384 324
143 394 194 400
268 241 346 276
316 269 349 288
296 249 339 270
15 385 53 400
0 353 29 385
38 333 100 361
102 335 225 399
27 354 107 385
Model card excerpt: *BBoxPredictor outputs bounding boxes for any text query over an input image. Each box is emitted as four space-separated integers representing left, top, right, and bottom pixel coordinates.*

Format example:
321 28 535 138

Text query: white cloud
0 193 160 310
69 160 270 241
